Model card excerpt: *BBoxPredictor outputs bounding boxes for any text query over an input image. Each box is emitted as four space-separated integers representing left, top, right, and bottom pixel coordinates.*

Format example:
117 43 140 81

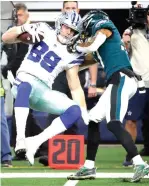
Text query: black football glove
67 42 77 53
67 33 81 53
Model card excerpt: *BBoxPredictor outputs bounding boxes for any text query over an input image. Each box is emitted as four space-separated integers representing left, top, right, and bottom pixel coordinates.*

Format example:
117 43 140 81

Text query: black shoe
123 154 133 167
15 149 26 159
139 148 149 156
12 155 26 161
1 160 13 167
38 156 48 166
123 160 133 167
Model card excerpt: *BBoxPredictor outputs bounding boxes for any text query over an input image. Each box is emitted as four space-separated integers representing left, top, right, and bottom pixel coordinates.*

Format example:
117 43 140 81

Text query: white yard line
63 180 79 186
1 172 149 179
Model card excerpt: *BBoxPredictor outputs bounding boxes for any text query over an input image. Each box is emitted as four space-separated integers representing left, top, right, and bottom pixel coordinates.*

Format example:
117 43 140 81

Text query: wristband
89 84 96 88
16 25 25 35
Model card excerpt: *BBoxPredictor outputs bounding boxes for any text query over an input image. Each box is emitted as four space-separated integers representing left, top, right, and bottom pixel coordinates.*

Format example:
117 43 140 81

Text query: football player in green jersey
67 10 149 182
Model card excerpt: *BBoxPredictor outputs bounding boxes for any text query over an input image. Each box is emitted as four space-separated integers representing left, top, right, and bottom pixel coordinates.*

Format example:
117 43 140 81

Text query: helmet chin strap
57 35 70 45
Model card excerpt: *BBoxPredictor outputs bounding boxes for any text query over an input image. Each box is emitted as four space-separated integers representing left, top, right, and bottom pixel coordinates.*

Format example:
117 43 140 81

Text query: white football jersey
17 23 84 88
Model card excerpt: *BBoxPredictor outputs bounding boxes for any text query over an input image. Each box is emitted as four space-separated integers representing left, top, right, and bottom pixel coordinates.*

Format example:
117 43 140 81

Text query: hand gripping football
17 32 44 44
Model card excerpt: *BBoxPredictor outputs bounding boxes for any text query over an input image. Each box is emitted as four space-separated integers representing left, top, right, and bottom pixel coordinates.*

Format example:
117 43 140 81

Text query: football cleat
67 166 96 180
131 163 149 182
15 138 26 159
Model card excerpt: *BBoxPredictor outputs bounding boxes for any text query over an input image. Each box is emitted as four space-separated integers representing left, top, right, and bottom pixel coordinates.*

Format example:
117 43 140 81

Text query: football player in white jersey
2 11 89 165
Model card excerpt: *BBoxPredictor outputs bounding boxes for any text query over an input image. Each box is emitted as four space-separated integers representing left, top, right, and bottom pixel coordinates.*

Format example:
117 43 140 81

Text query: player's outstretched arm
2 23 44 44
76 29 112 53
66 66 89 125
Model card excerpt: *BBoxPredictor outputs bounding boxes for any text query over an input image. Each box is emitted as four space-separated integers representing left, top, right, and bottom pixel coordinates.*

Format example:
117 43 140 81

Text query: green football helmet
78 10 109 36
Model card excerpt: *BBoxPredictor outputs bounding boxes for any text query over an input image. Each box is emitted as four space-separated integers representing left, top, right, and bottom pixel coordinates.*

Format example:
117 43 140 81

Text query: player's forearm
2 26 22 44
76 32 106 53
89 63 98 85
66 66 87 108
71 86 87 109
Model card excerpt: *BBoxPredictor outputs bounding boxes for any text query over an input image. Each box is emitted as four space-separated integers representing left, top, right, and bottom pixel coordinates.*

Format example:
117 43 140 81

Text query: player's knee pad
15 82 32 107
60 105 81 129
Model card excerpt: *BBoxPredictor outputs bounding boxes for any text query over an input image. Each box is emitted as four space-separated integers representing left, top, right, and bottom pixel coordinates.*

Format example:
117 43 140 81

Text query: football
17 32 44 44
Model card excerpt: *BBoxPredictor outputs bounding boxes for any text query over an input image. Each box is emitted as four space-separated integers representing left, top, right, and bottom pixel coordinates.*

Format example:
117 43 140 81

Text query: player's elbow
2 33 13 44
2 33 8 43
2 32 18 44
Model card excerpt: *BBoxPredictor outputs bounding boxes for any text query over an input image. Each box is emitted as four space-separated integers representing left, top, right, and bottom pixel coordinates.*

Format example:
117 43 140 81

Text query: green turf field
2 178 149 186
1 145 149 186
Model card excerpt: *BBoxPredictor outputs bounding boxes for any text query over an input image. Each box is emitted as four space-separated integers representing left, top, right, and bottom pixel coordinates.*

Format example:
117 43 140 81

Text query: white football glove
20 23 44 43
80 107 89 125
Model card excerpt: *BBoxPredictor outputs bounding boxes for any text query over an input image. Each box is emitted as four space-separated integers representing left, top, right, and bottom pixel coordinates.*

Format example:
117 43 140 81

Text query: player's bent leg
67 122 100 180
12 81 32 158
72 85 115 180
68 87 107 180
15 76 82 164
107 75 138 168
25 105 81 165
107 120 138 159
107 120 149 182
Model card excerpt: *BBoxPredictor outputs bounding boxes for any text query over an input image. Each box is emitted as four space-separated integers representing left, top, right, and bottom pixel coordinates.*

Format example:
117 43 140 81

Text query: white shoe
25 137 39 166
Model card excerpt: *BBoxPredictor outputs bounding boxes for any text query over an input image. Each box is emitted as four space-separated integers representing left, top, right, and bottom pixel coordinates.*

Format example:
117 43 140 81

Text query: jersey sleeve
65 55 85 70
92 20 114 35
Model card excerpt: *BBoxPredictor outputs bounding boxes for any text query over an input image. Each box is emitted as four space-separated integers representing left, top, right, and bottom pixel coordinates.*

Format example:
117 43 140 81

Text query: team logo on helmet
55 11 81 34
